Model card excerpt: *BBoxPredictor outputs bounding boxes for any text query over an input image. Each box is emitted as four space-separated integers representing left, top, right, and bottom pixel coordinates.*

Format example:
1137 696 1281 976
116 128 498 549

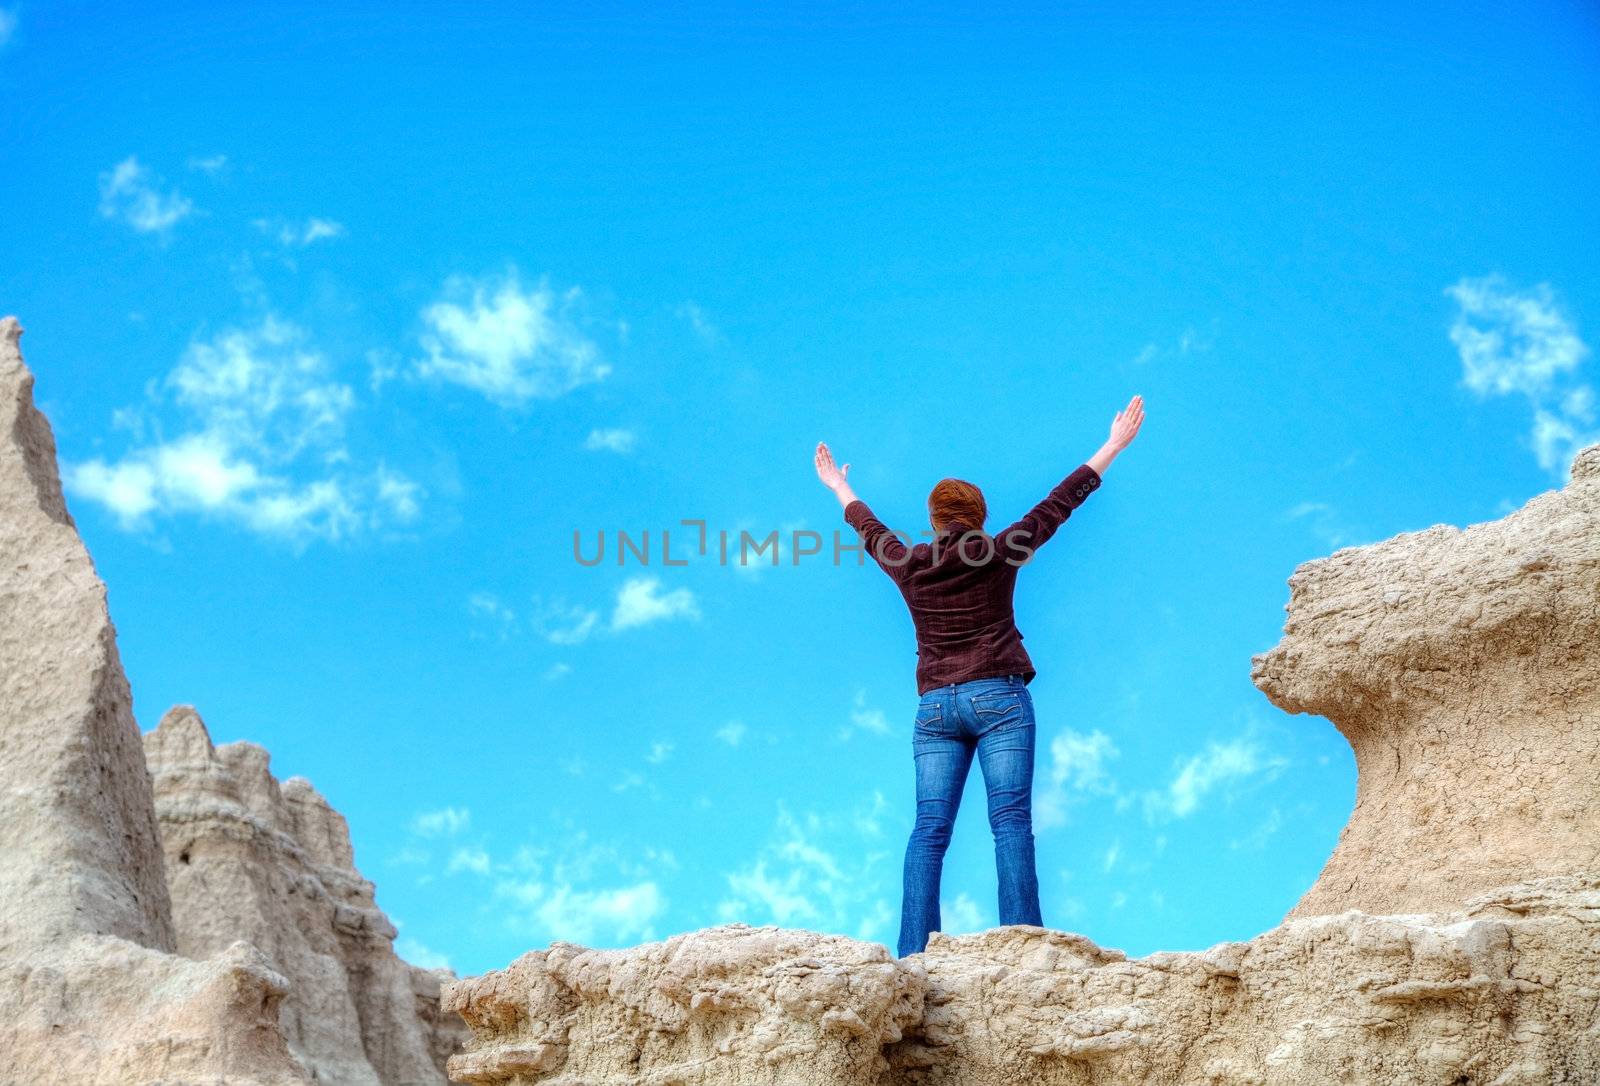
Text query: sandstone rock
443 925 924 1086
446 445 1600 1084
0 317 462 1083
145 704 469 1084
1252 444 1600 917
445 877 1600 1085
0 315 172 958
0 316 306 1083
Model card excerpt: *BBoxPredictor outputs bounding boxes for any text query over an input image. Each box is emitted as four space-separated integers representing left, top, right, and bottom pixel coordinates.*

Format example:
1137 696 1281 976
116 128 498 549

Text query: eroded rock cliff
0 317 462 1084
1252 443 1600 917
146 705 468 1084
0 316 305 1083
445 445 1600 1085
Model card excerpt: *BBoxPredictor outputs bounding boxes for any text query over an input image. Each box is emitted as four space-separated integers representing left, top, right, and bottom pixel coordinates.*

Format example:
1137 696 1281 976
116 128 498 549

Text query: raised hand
1087 395 1145 476
814 442 851 491
1108 394 1145 451
815 442 859 508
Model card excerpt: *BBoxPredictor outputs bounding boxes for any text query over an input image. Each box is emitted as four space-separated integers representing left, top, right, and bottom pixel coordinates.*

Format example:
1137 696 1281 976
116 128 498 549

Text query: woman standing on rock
814 395 1145 957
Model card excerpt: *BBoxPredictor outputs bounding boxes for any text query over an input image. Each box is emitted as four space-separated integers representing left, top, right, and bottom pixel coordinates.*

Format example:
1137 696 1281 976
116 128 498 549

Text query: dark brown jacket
843 464 1102 694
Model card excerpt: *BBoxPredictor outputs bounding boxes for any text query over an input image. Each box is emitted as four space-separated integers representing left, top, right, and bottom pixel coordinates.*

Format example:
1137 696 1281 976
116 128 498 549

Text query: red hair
928 478 987 532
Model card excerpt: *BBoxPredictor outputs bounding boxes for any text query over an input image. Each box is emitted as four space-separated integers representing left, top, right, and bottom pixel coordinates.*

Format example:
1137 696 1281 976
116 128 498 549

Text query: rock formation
445 446 1600 1084
146 704 469 1083
0 317 462 1084
0 315 305 1082
1252 443 1600 917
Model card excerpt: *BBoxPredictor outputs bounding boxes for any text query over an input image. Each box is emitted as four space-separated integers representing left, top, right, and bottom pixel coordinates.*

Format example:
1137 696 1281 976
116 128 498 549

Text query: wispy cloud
415 269 610 406
610 576 700 631
716 720 748 746
716 797 898 943
1035 727 1120 830
1284 500 1361 551
584 427 637 453
395 935 452 971
676 301 723 346
839 690 893 741
1143 733 1288 821
1448 275 1595 474
65 316 420 542
940 892 987 935
467 592 518 639
0 7 18 48
411 806 471 837
531 598 602 645
99 156 194 235
488 837 669 946
255 216 345 248
1229 806 1284 851
1131 320 1218 366
186 153 228 175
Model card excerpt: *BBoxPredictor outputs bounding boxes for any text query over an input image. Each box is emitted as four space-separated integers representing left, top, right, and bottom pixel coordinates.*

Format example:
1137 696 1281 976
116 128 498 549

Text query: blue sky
5 2 1598 976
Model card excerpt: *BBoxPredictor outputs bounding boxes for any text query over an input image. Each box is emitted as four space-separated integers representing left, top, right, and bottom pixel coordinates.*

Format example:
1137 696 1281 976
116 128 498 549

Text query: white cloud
646 741 674 764
64 317 416 541
611 576 699 631
1131 320 1217 365
187 153 228 174
447 847 493 876
1145 735 1288 821
411 806 470 837
98 156 194 235
611 769 646 794
676 301 722 345
489 837 669 946
584 427 637 453
468 592 517 639
1448 275 1595 473
716 720 747 746
395 936 452 971
0 7 17 48
536 881 665 945
415 270 610 406
532 599 601 645
544 662 573 682
840 690 892 741
256 216 346 247
716 799 896 941
1285 500 1359 551
1102 839 1120 873
940 892 987 935
1035 728 1120 830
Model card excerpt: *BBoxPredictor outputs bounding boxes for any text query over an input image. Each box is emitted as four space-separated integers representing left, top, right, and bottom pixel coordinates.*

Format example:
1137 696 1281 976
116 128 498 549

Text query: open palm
814 442 851 491
1109 394 1145 450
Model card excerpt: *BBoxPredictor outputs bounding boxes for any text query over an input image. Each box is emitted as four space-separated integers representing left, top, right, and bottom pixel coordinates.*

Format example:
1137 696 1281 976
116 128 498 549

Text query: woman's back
841 462 1103 694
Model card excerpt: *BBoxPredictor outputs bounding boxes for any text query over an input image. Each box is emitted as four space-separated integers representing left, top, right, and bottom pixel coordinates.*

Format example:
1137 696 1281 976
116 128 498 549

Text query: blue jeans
898 674 1042 958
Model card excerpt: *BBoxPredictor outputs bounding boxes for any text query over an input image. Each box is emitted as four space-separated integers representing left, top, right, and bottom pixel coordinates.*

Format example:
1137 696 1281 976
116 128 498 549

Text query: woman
814 394 1144 957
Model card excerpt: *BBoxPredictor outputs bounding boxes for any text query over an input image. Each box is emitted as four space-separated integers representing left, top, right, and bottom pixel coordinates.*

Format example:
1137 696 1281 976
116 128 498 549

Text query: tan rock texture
0 317 463 1084
448 877 1600 1085
146 704 469 1084
0 315 305 1083
1252 443 1600 917
446 446 1600 1084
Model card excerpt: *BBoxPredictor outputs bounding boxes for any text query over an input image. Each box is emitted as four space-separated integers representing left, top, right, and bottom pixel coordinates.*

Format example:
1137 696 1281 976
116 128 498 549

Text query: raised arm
815 442 909 575
1001 395 1145 560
